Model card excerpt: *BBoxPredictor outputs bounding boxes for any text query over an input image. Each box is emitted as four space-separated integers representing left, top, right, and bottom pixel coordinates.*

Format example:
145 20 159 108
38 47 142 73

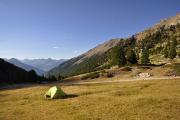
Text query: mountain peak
9 58 19 61
135 13 180 41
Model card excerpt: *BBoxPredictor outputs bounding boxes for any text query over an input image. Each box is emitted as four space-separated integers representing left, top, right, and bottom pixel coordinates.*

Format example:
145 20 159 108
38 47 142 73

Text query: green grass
0 79 180 120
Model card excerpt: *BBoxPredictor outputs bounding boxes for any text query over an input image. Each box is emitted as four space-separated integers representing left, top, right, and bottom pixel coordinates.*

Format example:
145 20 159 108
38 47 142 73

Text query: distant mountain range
4 58 66 76
47 13 180 77
5 58 44 76
21 58 66 71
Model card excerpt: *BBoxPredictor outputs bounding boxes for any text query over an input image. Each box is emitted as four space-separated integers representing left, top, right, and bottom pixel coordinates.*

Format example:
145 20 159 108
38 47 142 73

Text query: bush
165 63 180 76
100 70 106 73
137 66 152 70
106 72 114 78
121 67 132 71
81 74 90 80
81 72 100 80
96 64 111 70
101 64 111 69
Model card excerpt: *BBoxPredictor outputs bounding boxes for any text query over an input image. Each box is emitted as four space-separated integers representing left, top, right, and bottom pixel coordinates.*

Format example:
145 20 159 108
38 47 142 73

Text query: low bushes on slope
81 72 100 80
165 63 180 76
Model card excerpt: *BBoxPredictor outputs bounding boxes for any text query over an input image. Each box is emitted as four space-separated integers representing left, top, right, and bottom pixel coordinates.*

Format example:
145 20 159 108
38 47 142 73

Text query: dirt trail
1 77 180 90
68 76 180 85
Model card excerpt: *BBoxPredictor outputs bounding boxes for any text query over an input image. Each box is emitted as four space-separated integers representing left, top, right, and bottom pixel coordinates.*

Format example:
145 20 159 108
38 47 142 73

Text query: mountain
0 58 46 84
46 39 127 76
5 58 44 76
135 13 180 41
47 13 180 77
21 58 66 71
47 39 125 76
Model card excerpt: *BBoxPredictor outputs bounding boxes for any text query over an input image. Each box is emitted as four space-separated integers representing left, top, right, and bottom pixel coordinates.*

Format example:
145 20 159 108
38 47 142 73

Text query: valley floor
0 78 180 120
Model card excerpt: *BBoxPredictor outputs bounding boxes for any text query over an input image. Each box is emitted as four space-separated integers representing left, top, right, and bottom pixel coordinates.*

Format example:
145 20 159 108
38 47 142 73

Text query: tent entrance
45 95 51 98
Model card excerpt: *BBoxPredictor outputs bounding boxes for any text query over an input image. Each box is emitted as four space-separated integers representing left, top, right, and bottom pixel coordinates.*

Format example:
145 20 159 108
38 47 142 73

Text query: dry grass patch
0 79 180 120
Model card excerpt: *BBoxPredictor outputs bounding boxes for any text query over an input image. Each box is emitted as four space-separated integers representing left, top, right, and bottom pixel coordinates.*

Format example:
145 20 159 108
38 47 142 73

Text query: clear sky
0 0 180 59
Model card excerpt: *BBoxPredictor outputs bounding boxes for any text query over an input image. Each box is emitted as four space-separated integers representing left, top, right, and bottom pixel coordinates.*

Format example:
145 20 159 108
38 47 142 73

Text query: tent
45 86 66 99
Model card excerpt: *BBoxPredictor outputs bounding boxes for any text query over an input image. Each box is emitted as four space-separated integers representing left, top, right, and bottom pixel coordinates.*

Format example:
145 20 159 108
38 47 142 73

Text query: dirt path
66 76 180 85
1 77 180 90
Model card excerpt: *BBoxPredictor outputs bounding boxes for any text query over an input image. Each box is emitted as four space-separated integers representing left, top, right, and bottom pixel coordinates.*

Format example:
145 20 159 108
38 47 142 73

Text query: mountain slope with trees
47 13 180 77
0 58 47 84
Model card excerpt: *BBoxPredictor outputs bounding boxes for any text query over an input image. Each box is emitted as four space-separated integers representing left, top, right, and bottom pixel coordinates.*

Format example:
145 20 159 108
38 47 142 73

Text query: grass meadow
0 79 180 120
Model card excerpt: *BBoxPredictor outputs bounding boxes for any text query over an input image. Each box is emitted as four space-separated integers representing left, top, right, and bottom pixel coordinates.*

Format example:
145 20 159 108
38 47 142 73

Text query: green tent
45 86 66 99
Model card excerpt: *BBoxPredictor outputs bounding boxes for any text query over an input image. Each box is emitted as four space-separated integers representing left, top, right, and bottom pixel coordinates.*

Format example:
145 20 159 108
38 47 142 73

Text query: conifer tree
126 49 137 64
111 46 126 67
110 46 120 66
163 46 168 58
118 47 127 67
58 74 64 80
168 37 177 59
141 47 150 64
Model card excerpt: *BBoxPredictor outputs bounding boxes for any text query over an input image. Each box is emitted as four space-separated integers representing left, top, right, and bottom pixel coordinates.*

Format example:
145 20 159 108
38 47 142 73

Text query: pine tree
126 49 137 64
110 46 126 67
118 47 127 67
141 47 150 64
58 74 64 80
168 37 177 59
48 75 57 81
163 46 168 58
110 46 120 66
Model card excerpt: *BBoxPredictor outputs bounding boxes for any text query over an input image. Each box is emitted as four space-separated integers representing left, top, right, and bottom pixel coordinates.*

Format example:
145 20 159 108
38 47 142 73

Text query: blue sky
0 0 180 59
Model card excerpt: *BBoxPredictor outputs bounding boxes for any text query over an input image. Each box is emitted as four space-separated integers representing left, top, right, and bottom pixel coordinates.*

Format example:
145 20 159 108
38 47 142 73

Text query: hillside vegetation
47 14 180 77
0 59 46 84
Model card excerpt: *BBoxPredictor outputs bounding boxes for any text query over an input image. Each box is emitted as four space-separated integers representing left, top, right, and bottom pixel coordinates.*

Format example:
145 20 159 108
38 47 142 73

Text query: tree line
110 37 178 67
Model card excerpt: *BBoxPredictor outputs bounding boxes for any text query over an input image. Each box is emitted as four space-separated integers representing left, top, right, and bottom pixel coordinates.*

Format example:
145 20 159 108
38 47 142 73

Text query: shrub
165 63 180 76
103 64 111 69
121 67 132 71
106 72 114 78
81 72 100 80
99 70 106 76
90 72 100 79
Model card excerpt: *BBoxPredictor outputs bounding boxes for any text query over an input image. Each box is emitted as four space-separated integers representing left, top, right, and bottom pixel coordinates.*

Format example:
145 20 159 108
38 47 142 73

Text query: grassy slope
0 79 180 120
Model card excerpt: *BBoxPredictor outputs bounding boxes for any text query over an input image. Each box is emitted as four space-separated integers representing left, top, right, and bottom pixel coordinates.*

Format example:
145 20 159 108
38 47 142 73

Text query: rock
139 73 152 78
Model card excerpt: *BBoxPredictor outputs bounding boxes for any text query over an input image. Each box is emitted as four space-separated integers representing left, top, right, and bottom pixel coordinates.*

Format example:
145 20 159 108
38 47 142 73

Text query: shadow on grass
61 94 79 99
44 94 78 100
80 90 106 96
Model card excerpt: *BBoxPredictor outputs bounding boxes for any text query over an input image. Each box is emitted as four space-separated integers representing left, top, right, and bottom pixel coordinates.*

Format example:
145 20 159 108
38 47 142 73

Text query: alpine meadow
0 0 180 120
